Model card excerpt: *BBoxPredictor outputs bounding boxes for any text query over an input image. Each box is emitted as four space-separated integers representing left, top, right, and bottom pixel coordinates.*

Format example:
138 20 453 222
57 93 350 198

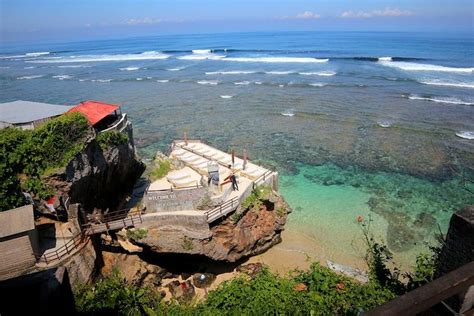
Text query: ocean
1 31 473 269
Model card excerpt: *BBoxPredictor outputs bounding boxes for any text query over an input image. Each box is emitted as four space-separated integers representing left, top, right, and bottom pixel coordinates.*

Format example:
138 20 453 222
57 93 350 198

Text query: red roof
67 100 119 126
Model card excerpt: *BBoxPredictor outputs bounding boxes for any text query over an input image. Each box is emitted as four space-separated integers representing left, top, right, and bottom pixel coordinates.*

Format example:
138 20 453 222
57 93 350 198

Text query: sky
1 0 473 43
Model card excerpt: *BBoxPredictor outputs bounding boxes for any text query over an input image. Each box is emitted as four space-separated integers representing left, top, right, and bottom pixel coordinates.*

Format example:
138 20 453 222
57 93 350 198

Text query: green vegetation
75 264 396 315
97 130 129 150
0 112 89 211
360 217 440 294
126 228 148 241
149 159 171 181
75 270 159 316
181 236 194 251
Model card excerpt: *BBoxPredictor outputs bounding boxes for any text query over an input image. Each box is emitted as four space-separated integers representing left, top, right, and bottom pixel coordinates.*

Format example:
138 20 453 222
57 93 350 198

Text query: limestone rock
192 272 216 288
43 137 145 214
101 251 166 287
236 263 264 277
167 280 195 303
134 192 291 262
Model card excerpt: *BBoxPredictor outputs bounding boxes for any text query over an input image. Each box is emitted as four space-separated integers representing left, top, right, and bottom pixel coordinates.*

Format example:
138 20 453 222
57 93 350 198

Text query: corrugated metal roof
67 100 119 126
0 205 35 238
0 100 72 124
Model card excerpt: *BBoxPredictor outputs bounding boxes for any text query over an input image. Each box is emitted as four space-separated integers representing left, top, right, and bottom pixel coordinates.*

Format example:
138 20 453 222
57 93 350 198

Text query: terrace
144 139 278 224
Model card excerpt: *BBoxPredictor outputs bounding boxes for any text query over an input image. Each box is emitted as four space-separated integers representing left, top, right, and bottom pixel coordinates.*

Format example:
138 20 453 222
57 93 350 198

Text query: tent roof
0 100 71 124
67 100 119 126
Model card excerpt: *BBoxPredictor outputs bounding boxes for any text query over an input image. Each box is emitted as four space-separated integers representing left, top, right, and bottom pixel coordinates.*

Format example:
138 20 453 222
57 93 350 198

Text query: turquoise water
280 163 474 267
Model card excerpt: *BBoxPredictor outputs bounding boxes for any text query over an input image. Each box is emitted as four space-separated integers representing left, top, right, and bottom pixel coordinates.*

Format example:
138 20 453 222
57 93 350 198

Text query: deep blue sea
1 31 473 268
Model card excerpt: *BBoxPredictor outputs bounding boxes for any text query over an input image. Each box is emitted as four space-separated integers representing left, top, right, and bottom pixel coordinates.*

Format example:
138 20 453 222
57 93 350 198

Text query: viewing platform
144 139 278 225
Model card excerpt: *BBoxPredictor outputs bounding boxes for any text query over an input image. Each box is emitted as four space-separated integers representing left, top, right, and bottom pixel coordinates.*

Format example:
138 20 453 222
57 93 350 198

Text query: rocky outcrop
62 238 99 289
44 136 145 214
101 251 166 287
135 192 291 262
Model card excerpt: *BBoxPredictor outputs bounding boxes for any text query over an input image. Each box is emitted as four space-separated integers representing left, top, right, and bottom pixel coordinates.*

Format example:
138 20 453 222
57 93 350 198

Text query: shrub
149 159 171 181
75 270 159 315
97 130 129 150
0 112 90 211
126 228 148 241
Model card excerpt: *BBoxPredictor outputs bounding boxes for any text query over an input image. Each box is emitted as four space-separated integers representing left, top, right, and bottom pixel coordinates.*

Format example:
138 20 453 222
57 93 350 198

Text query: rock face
135 192 291 262
44 137 145 213
101 251 166 287
63 238 99 289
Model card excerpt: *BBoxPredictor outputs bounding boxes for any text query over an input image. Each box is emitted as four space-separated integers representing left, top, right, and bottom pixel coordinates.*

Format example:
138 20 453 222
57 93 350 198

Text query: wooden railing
365 261 474 315
82 209 143 235
36 231 89 265
205 196 240 223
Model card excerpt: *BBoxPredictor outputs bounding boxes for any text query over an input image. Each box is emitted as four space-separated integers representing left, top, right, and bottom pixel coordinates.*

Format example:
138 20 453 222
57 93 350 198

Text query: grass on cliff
0 112 89 211
75 263 396 316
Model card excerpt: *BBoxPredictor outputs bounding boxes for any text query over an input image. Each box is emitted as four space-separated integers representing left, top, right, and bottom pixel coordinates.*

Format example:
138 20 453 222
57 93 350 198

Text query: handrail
145 182 204 193
205 195 240 222
99 113 127 133
36 231 88 265
365 261 474 315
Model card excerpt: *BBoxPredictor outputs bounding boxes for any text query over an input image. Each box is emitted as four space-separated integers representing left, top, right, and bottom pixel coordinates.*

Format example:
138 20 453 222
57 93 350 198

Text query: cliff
43 135 145 214
133 190 291 262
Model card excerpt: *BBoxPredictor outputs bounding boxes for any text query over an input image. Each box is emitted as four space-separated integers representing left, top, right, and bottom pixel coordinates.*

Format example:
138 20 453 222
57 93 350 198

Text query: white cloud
295 11 321 19
278 11 321 20
125 17 163 25
341 7 413 18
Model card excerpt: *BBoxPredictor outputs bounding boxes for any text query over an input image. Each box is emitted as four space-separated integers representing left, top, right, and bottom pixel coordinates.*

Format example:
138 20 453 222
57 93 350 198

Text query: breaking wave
419 80 474 89
17 75 44 80
299 71 336 76
379 61 474 73
223 57 328 63
408 94 473 105
206 70 255 75
28 51 170 63
197 80 218 85
455 131 474 140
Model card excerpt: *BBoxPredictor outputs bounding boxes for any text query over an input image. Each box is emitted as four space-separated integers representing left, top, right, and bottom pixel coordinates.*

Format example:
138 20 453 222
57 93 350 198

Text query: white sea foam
120 67 140 71
455 131 474 140
156 79 169 83
167 67 185 71
136 78 144 81
0 66 11 69
205 70 255 75
192 49 212 54
279 84 285 87
309 83 327 87
378 57 392 61
379 61 474 73
254 81 263 85
224 57 328 63
408 95 473 106
281 109 295 117
52 75 73 80
178 50 225 60
17 75 44 80
26 52 50 57
91 79 112 82
234 81 251 85
377 120 393 128
265 71 294 75
419 80 474 89
57 65 90 68
23 66 35 69
220 95 233 99
197 80 218 85
299 71 336 76
28 51 170 63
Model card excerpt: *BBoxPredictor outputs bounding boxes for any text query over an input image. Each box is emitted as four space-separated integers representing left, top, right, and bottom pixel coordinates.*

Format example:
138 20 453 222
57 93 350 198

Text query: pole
243 149 247 170
184 132 188 146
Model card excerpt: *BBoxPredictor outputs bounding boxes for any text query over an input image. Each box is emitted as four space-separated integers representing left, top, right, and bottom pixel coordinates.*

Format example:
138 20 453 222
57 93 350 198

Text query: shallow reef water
280 163 474 268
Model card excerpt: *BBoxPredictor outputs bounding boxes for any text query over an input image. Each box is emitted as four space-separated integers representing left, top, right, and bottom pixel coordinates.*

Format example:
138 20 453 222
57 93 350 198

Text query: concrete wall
140 212 212 239
145 187 208 213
